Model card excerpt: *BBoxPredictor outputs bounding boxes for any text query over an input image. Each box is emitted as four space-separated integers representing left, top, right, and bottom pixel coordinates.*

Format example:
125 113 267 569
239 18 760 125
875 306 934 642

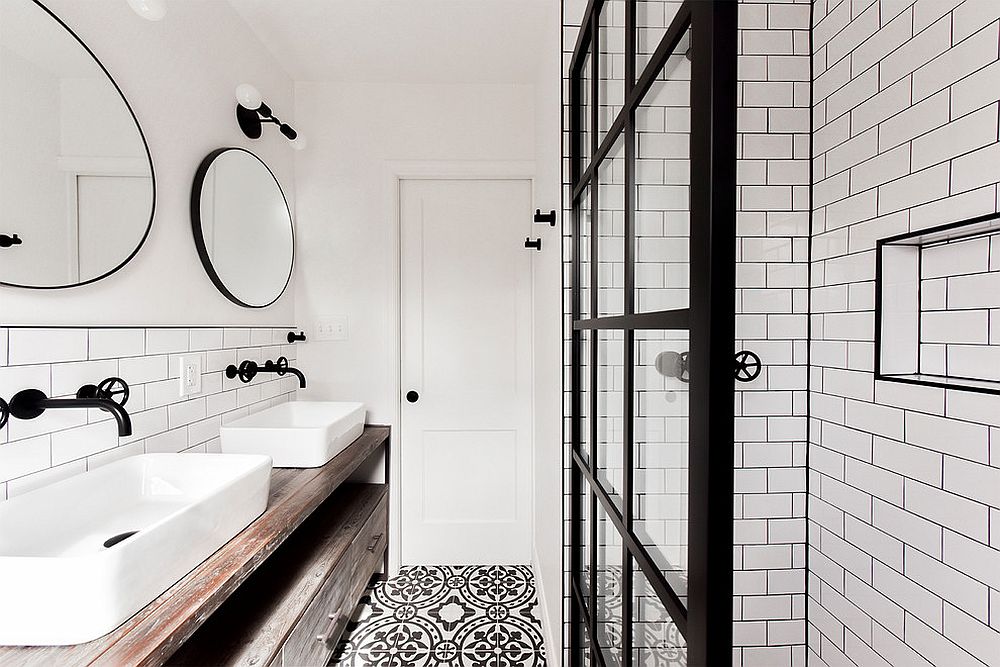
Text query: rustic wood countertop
0 425 390 667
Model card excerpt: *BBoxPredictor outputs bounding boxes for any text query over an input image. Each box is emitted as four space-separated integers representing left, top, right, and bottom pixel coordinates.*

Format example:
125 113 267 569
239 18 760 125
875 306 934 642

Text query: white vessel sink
0 453 272 646
220 401 366 468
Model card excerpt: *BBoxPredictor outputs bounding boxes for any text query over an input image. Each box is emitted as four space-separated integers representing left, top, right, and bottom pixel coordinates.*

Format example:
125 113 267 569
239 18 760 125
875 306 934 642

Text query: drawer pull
366 533 383 552
317 612 347 651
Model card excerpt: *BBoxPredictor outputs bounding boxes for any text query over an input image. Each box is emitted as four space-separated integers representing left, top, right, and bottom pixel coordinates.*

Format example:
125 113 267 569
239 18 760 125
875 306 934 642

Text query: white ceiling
227 0 555 84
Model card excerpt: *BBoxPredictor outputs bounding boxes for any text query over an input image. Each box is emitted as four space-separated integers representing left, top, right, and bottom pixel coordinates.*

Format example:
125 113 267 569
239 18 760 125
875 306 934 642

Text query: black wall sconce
235 83 306 150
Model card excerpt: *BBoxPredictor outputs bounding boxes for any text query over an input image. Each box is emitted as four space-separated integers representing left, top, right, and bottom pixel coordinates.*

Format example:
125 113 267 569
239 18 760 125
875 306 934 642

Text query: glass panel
633 564 687 666
598 133 626 317
633 330 689 599
576 474 592 600
635 27 691 314
578 50 593 173
577 184 593 319
578 330 593 464
596 501 624 667
598 0 626 139
636 1 686 77
596 330 625 509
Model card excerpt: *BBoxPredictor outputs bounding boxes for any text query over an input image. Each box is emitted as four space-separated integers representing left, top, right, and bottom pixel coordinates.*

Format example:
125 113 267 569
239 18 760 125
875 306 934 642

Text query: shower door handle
406 390 419 403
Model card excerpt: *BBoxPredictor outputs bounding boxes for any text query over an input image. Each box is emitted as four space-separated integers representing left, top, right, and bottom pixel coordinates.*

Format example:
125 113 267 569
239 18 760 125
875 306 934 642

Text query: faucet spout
9 389 133 437
260 357 307 388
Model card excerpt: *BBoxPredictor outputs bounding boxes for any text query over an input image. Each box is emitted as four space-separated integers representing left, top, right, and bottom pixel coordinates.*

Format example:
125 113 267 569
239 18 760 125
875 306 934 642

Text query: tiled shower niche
877 213 1000 393
0 326 300 500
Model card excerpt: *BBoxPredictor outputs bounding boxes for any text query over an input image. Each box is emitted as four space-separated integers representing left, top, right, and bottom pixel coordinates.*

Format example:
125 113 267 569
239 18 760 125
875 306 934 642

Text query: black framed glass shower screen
567 2 737 666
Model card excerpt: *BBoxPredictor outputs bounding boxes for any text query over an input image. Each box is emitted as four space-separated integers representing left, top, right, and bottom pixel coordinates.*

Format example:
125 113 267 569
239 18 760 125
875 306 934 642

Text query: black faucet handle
0 397 9 430
226 360 259 383
97 377 130 406
76 378 130 407
272 356 289 375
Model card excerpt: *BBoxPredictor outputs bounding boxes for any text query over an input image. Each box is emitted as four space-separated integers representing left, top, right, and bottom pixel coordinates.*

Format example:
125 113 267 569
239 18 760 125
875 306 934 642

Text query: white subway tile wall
0 327 299 500
562 1 809 665
811 0 1000 664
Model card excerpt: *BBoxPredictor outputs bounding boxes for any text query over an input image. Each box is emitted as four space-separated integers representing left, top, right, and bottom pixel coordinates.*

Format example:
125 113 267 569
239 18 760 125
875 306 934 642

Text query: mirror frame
0 0 156 290
190 147 294 309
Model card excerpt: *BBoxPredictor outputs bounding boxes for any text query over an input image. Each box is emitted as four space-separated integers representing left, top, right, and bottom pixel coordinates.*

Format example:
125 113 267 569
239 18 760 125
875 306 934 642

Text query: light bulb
290 134 307 151
126 0 166 20
235 83 263 110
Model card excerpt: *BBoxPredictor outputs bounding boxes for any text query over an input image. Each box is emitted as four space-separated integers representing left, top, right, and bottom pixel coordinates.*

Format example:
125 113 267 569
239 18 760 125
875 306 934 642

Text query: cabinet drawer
280 493 388 667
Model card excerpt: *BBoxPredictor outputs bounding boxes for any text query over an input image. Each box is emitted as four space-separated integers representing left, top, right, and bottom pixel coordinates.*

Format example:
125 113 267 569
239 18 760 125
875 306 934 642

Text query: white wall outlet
316 316 349 341
178 355 203 396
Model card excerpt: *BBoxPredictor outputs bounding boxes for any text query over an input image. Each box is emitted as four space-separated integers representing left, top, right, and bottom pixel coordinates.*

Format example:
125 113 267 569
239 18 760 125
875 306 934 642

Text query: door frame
384 160 537 575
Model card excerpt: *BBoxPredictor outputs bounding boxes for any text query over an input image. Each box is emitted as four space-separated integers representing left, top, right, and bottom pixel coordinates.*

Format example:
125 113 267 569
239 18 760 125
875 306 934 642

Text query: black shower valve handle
0 397 9 431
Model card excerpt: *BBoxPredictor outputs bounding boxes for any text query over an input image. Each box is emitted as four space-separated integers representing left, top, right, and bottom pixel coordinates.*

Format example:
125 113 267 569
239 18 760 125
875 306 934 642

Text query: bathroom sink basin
0 453 272 646
220 401 366 468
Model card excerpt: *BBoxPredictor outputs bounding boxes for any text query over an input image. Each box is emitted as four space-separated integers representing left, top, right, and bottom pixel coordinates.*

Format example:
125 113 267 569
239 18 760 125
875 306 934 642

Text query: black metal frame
566 2 737 665
0 0 156 290
190 147 295 309
875 211 1000 396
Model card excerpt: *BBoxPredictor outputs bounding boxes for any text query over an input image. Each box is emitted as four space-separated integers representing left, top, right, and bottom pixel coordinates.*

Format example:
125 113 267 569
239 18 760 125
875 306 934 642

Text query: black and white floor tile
330 565 547 667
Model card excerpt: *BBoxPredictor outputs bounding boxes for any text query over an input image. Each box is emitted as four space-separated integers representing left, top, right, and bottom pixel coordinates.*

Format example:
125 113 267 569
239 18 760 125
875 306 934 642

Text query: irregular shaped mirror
191 148 293 308
0 0 154 288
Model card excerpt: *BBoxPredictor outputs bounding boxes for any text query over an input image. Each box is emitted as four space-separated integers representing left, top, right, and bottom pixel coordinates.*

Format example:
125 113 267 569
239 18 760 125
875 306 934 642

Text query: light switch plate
178 355 203 396
316 316 349 341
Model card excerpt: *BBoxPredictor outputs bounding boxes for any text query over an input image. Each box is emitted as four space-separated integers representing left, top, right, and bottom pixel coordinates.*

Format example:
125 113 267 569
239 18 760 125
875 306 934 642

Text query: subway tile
912 104 999 171
51 420 120 466
8 329 87 365
88 329 144 360
904 412 990 463
905 547 990 620
952 59 1000 118
0 435 50 483
904 478 989 543
145 329 189 355
51 359 119 398
904 615 983 667
912 21 1000 103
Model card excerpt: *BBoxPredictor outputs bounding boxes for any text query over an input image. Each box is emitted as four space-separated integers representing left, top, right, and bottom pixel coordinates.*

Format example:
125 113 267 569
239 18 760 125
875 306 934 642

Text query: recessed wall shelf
876 212 1000 395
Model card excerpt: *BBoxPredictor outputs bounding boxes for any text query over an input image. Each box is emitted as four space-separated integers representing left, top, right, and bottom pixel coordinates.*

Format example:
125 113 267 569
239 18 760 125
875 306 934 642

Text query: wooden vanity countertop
0 425 390 667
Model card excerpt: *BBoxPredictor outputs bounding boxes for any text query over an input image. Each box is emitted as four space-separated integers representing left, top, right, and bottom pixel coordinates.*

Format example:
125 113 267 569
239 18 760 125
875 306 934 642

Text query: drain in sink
103 531 139 548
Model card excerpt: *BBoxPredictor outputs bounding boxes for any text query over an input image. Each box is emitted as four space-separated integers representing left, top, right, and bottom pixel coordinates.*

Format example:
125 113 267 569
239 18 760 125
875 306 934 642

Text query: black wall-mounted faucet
8 378 132 436
226 356 306 388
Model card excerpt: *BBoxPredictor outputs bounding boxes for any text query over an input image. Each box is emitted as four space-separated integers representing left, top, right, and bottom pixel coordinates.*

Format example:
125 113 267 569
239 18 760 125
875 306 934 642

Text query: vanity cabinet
169 483 388 666
0 426 390 667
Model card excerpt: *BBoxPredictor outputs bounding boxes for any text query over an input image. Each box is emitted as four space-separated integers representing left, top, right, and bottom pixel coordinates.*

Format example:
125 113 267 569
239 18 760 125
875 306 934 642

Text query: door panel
400 178 532 564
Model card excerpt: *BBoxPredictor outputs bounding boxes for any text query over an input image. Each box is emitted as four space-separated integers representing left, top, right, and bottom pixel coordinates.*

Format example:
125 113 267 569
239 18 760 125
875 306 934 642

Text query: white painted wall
292 76 564 656
0 0 296 326
530 1 566 661
292 81 537 421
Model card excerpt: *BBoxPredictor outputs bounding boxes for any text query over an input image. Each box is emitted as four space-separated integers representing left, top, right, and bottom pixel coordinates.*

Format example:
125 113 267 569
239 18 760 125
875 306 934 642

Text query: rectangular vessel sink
220 401 366 468
0 453 272 646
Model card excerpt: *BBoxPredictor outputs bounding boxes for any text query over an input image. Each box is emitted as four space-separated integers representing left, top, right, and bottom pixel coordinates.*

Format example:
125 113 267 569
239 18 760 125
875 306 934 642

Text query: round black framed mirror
0 0 155 289
191 148 293 308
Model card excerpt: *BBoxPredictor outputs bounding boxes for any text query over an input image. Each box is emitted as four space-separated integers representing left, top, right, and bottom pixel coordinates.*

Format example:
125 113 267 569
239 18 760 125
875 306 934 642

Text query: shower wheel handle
734 350 762 382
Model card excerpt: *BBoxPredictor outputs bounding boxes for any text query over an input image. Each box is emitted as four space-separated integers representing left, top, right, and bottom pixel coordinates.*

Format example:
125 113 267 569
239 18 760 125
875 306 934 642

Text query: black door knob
406 390 419 403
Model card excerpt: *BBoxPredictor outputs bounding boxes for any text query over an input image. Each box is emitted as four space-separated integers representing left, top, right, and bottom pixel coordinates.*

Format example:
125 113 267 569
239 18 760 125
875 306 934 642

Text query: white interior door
400 178 533 564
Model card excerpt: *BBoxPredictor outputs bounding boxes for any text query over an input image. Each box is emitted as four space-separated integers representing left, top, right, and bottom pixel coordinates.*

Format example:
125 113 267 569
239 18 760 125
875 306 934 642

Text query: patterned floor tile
330 565 546 667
